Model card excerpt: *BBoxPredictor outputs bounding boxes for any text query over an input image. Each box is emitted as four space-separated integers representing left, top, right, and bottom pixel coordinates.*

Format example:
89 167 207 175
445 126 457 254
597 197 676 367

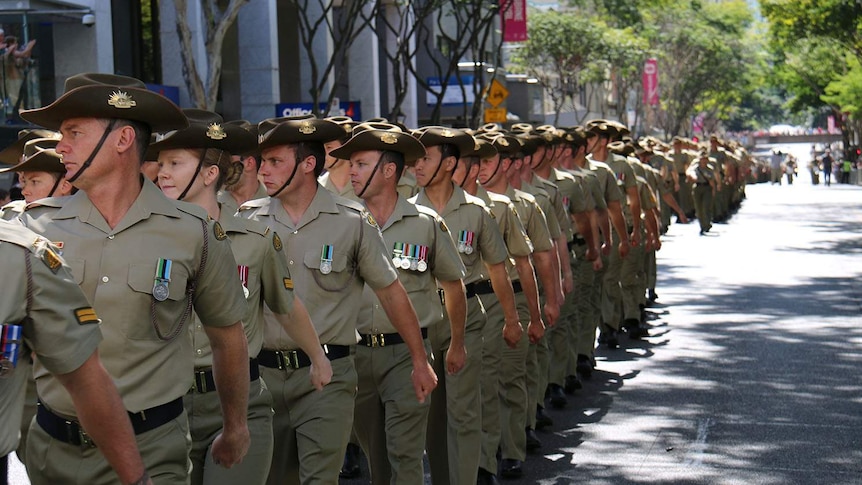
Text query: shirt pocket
126 263 192 341
65 259 86 285
303 249 353 292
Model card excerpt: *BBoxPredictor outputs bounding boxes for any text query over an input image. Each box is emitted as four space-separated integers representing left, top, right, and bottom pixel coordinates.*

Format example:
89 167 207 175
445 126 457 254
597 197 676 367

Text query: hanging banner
501 0 527 42
642 58 659 106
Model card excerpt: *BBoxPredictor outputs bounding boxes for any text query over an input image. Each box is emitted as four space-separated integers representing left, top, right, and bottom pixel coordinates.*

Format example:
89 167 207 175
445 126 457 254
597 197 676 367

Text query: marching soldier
19 73 251 483
239 115 436 485
332 122 467 484
218 120 269 215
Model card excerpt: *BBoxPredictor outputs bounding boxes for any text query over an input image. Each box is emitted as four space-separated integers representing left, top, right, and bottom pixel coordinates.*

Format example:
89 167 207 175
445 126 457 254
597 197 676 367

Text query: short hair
380 150 406 180
295 141 327 178
100 118 152 163
438 143 460 163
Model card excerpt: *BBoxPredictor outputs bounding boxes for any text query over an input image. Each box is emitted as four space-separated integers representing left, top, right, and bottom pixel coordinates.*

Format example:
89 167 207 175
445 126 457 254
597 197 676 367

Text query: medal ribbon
238 265 249 287
459 230 468 246
321 245 333 263
1 324 22 367
155 258 172 282
419 245 428 263
466 231 474 249
393 242 404 259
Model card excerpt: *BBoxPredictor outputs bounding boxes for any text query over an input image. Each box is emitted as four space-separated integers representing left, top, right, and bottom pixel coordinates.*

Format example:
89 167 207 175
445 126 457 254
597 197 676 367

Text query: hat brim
330 130 426 164
21 85 188 133
258 119 345 150
147 123 256 159
0 149 64 174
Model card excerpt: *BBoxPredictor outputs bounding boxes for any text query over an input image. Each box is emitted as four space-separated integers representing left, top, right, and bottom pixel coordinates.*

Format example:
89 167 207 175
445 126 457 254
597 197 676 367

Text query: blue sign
276 101 361 120
145 83 180 106
426 76 476 106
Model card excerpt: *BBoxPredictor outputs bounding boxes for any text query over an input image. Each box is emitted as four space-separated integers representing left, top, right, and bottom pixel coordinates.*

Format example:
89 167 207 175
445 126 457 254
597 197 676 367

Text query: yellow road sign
484 108 507 123
486 79 509 108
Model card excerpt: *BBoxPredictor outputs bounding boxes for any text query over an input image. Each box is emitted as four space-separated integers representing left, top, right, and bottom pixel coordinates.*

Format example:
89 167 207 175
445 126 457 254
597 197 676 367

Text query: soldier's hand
585 246 598 262
543 301 559 327
592 256 603 272
644 239 655 252
503 321 523 348
629 231 641 248
601 242 611 257
309 358 333 391
211 425 250 469
528 319 545 344
411 361 438 403
679 213 689 224
562 272 574 295
618 240 631 259
445 343 466 375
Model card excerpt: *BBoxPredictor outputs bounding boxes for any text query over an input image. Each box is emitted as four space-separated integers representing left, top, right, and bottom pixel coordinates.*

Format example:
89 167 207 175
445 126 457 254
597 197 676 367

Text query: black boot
548 384 567 408
477 467 500 485
564 374 582 393
525 427 542 452
535 405 553 429
598 327 619 349
576 354 593 379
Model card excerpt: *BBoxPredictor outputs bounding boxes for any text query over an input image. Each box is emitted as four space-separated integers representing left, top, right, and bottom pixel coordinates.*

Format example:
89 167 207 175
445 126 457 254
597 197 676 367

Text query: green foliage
823 55 862 117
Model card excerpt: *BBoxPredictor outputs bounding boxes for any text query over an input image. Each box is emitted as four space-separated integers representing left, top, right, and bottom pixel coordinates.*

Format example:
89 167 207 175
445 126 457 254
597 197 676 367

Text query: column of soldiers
0 72 750 485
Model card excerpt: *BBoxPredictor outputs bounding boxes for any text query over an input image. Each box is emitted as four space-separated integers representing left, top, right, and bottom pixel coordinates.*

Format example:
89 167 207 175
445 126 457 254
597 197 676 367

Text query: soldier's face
415 145 444 187
56 117 119 183
156 148 207 201
259 145 300 196
348 150 386 199
324 139 345 171
478 154 506 186
20 171 61 202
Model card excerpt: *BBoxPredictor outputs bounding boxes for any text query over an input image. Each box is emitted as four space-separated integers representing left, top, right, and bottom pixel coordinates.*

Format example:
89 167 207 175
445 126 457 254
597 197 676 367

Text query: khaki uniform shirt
359 196 465 334
20 180 246 415
218 182 269 216
396 170 419 200
0 200 25 221
0 222 102 449
319 172 360 202
474 186 533 282
571 165 608 211
528 174 571 242
191 211 295 367
411 185 508 285
602 153 638 226
505 187 553 254
519 181 561 240
587 159 623 206
240 185 398 348
672 151 691 175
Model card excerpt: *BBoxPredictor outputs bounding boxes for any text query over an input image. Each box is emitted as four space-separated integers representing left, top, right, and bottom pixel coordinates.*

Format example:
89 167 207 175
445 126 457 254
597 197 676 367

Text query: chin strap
270 155 302 198
176 149 208 201
48 175 63 197
356 152 387 199
67 119 117 183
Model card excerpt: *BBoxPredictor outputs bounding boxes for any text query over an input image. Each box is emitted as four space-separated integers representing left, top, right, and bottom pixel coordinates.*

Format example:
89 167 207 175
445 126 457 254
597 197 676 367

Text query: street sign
486 79 509 108
484 107 507 123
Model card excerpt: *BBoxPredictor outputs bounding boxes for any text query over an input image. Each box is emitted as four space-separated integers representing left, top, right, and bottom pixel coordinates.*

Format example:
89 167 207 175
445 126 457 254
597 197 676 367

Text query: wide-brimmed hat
148 109 256 159
460 136 498 160
20 73 187 132
224 119 261 158
0 129 60 165
330 122 426 164
325 116 358 141
257 115 344 151
412 126 476 155
561 126 588 146
476 132 521 157
0 138 64 174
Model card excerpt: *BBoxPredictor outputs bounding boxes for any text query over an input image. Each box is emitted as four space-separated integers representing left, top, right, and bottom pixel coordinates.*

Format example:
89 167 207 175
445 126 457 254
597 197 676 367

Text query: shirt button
107 234 115 240
101 276 109 283
293 230 298 234
289 260 294 265
196 349 202 355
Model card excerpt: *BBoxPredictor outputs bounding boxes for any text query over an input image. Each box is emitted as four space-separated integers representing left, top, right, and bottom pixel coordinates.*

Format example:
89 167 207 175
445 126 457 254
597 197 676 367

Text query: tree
175 0 250 110
510 10 605 125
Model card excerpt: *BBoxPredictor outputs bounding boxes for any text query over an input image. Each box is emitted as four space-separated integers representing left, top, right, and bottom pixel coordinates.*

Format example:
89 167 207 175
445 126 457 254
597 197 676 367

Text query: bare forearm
376 281 427 364
513 255 541 323
627 188 642 233
597 208 611 244
661 192 685 217
486 262 519 325
608 201 628 242
555 235 570 279
207 323 249 431
59 352 147 485
533 250 559 307
439 279 467 349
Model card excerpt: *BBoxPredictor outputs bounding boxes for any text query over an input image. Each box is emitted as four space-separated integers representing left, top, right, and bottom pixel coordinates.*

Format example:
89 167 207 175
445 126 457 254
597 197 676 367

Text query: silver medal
400 258 411 270
392 256 402 267
410 259 418 271
458 242 466 253
464 245 474 255
153 281 170 301
243 285 250 299
320 261 332 274
417 260 428 272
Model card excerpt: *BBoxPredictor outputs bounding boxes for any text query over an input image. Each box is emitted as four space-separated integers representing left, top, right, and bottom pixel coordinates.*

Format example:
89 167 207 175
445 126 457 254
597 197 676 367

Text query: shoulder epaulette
333 195 365 212
23 196 65 212
238 197 270 212
174 200 209 220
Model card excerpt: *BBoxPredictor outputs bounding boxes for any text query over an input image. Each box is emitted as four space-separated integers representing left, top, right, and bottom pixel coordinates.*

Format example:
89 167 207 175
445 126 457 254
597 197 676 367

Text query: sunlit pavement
9 177 862 485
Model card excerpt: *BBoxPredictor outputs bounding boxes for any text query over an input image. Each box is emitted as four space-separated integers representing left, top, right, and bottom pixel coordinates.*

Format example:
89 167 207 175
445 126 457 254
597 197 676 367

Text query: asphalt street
8 175 862 485
343 174 862 484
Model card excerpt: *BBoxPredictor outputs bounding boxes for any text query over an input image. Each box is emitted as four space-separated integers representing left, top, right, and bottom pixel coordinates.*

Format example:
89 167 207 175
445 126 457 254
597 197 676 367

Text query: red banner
501 0 527 42
642 58 659 106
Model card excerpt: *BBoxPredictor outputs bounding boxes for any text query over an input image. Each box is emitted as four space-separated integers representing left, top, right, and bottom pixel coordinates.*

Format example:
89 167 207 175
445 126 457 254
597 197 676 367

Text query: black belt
567 237 587 250
191 358 260 393
465 280 493 298
258 345 350 370
36 397 183 448
359 327 428 348
696 182 709 186
464 279 522 297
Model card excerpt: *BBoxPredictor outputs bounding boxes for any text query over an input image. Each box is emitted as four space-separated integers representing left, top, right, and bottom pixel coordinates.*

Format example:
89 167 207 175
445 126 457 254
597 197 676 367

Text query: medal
458 230 475 254
238 265 250 299
0 324 22 378
392 242 404 268
406 243 418 271
320 245 334 275
417 245 428 272
153 259 172 302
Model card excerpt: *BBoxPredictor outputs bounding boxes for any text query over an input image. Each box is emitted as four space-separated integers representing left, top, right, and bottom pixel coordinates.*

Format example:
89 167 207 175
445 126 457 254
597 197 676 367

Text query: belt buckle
368 334 385 348
67 420 96 449
276 350 300 370
193 370 208 393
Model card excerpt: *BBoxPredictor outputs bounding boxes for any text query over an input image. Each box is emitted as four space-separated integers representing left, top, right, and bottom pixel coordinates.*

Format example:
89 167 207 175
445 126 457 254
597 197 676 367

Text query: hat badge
498 137 509 147
299 121 317 135
441 129 455 138
381 132 398 144
206 123 227 140
108 91 137 109
543 133 554 142
473 141 481 151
